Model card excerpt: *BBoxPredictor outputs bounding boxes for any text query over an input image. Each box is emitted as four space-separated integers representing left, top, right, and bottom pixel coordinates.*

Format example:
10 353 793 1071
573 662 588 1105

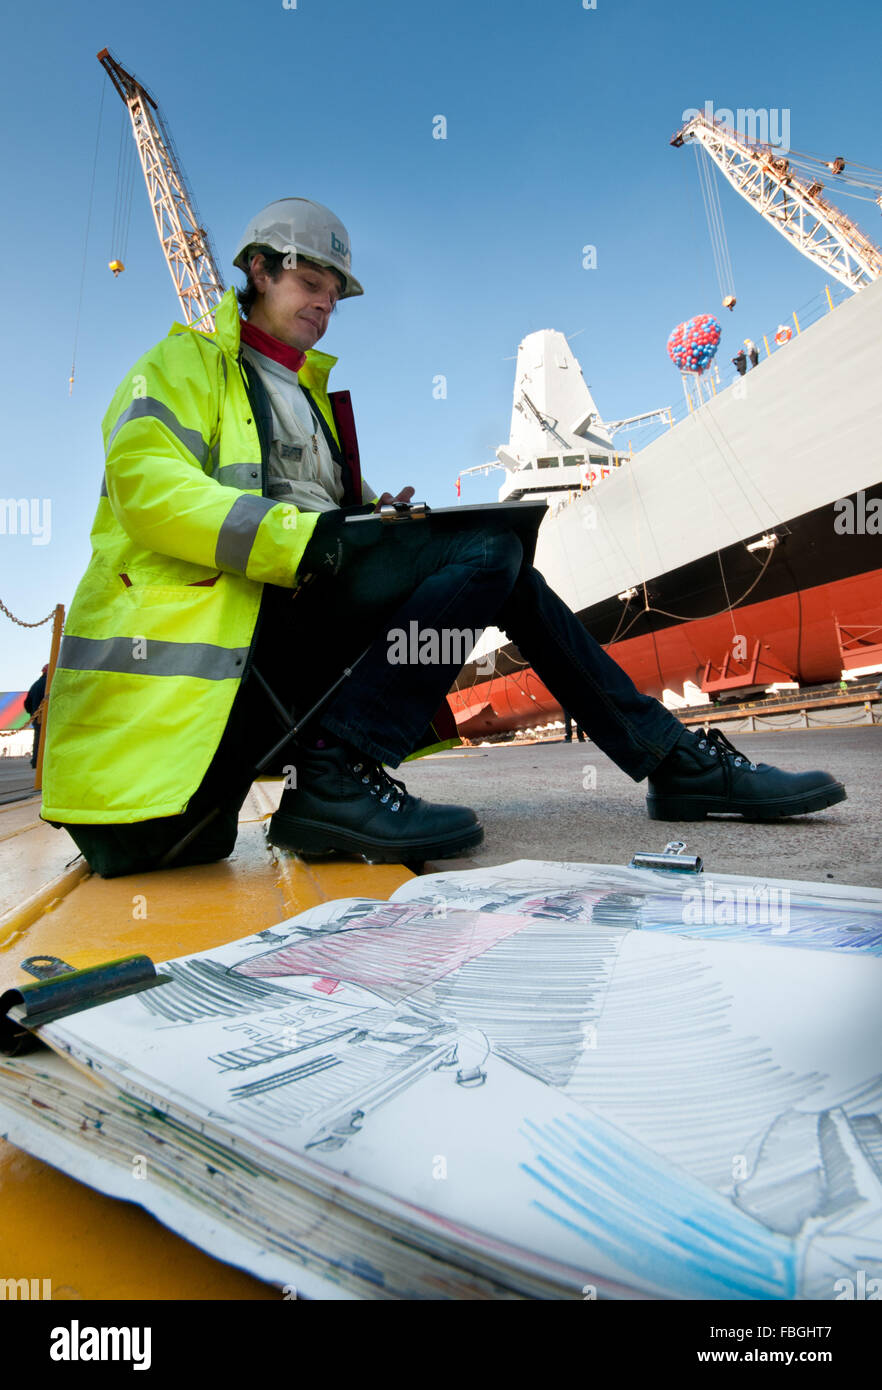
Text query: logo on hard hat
331 232 349 262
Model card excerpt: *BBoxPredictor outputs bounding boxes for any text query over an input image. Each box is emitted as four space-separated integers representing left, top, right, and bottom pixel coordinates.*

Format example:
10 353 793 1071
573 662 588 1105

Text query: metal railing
631 280 853 448
547 280 854 520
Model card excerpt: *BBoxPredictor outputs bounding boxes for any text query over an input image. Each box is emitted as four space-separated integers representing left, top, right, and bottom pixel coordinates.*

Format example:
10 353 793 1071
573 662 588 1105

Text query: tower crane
672 112 882 293
97 49 225 328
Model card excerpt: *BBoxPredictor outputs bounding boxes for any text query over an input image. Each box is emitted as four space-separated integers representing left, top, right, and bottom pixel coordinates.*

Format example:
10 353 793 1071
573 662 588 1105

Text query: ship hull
450 555 882 736
449 275 882 734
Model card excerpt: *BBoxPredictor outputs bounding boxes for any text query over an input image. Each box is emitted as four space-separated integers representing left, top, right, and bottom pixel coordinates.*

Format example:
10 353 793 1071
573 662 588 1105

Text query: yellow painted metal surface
0 787 412 1298
0 1144 277 1301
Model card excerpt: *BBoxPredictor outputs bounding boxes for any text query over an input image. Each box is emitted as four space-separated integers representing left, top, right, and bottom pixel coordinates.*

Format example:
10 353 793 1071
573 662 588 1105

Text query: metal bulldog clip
629 840 704 874
377 500 429 522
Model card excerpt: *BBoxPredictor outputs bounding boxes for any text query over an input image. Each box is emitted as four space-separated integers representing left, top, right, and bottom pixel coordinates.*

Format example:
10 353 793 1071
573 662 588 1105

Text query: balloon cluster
667 314 722 375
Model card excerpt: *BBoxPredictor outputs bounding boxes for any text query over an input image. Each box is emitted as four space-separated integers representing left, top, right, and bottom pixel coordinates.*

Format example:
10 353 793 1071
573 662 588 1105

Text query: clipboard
0 955 170 1056
344 500 548 562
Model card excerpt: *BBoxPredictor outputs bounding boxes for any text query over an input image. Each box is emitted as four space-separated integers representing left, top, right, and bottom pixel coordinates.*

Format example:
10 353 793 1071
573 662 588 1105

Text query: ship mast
97 48 225 327
671 113 882 293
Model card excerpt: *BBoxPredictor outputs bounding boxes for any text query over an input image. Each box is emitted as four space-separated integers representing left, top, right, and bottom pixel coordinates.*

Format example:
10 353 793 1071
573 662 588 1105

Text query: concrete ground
403 727 882 890
0 756 38 806
4 731 878 889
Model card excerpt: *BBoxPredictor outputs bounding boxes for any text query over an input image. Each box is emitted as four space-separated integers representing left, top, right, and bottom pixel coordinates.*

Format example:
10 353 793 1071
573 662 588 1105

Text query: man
563 711 586 743
41 198 846 877
24 665 48 769
745 338 760 369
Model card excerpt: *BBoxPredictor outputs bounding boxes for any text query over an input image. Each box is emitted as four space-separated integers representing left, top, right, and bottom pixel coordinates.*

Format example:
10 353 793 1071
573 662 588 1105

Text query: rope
614 541 778 631
0 598 55 628
692 396 775 528
69 81 105 395
623 452 651 614
449 536 779 709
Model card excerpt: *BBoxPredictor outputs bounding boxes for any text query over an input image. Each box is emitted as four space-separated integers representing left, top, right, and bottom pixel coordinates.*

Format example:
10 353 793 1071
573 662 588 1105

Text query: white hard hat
233 197 363 298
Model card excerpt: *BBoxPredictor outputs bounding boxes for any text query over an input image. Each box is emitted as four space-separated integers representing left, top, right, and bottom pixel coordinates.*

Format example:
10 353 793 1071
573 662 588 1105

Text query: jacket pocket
120 575 223 607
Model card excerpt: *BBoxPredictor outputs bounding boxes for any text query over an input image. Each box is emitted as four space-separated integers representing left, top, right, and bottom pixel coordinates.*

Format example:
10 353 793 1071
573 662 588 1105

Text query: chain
0 598 55 628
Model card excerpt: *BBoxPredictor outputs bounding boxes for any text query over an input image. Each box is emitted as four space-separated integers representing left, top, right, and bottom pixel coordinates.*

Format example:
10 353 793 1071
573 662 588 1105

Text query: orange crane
97 48 225 328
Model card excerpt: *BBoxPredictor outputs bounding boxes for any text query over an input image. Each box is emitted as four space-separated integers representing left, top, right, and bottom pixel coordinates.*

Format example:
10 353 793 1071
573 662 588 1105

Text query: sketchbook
1 859 880 1301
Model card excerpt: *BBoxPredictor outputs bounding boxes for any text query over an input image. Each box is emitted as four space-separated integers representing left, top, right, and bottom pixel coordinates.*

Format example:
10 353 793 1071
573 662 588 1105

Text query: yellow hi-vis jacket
42 288 348 824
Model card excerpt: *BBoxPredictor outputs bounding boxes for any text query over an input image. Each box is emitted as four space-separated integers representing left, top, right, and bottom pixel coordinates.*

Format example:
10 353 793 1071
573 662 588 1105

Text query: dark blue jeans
62 521 682 876
255 521 682 780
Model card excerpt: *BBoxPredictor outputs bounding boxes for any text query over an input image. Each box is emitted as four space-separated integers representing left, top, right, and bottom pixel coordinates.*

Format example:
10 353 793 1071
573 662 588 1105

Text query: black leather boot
268 744 483 861
646 726 846 821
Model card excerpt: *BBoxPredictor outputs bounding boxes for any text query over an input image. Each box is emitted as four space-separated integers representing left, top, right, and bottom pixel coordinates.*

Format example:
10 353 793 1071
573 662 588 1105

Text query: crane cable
781 147 882 193
111 107 138 269
694 144 736 303
68 81 106 395
696 143 736 297
777 149 882 213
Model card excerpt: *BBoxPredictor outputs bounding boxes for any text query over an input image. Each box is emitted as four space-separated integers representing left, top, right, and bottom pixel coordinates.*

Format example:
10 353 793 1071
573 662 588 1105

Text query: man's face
247 255 344 350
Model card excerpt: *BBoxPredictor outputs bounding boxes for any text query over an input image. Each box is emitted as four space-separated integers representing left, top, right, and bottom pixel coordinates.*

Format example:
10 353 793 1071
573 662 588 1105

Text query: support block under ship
449 278 882 737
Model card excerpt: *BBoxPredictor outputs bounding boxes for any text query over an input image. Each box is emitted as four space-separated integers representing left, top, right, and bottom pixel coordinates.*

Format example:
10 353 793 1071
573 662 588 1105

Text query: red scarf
239 319 306 373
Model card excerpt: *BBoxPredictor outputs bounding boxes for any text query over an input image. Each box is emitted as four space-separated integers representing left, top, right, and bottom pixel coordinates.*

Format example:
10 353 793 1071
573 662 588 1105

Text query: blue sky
2 0 881 686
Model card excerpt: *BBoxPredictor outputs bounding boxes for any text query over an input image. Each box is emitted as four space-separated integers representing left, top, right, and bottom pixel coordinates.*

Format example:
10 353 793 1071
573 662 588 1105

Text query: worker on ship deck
40 198 847 876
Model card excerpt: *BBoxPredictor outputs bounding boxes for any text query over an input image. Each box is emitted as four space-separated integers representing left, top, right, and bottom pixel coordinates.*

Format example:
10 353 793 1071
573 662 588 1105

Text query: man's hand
300 504 383 579
374 486 415 511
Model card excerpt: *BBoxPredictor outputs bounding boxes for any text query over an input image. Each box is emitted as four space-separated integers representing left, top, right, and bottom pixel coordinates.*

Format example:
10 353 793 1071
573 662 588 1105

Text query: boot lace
696 727 758 772
349 759 408 812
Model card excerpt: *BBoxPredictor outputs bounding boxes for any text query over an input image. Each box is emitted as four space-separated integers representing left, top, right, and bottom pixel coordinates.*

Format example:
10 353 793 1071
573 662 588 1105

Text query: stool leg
158 650 372 868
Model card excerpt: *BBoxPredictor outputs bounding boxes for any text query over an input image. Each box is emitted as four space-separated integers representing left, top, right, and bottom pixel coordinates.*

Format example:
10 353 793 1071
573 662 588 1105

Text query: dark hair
235 245 287 317
236 247 345 317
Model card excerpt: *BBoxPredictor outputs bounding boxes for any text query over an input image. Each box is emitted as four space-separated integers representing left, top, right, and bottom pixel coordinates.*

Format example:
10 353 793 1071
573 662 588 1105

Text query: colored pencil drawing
7 860 880 1299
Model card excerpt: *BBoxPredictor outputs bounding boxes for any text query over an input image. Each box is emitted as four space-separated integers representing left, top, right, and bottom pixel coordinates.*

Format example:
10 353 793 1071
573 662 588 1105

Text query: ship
448 273 882 737
2 61 881 1305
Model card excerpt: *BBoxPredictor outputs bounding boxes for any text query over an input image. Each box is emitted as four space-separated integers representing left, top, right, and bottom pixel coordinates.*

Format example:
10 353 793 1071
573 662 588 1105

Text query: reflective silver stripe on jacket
212 462 262 489
106 397 210 468
59 635 248 681
101 457 259 499
215 494 279 574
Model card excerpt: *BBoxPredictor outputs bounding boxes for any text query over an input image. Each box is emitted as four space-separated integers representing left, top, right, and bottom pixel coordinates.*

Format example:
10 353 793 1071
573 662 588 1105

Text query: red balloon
667 313 722 374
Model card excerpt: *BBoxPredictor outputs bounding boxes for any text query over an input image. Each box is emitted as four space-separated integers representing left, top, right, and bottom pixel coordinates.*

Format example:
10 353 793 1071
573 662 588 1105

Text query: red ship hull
449 566 882 736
